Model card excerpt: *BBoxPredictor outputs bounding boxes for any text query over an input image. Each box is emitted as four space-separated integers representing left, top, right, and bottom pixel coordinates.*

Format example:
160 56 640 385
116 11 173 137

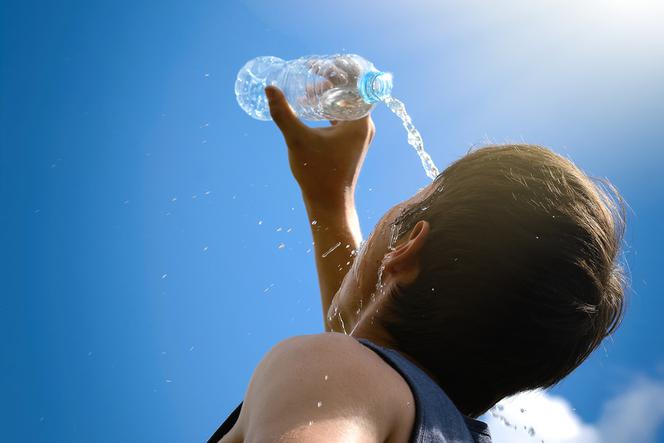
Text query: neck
350 313 447 393
350 320 394 348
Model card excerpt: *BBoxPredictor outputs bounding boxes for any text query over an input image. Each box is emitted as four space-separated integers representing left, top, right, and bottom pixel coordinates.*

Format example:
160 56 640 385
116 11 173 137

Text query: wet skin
329 176 444 341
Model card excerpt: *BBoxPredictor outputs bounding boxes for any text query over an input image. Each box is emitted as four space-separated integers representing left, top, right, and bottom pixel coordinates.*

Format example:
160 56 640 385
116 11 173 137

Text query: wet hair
378 144 629 417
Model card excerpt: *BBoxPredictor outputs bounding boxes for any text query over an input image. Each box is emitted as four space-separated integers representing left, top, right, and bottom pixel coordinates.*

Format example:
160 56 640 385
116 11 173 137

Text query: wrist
301 186 356 214
303 189 361 239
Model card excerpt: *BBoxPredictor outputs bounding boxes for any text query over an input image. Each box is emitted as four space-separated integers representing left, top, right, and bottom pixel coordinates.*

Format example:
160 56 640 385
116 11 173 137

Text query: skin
217 86 440 443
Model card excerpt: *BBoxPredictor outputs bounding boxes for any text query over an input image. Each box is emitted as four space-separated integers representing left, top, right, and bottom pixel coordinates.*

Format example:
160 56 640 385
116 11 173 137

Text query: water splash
383 96 439 180
375 263 387 297
489 404 539 440
321 241 342 258
337 311 347 334
388 220 401 252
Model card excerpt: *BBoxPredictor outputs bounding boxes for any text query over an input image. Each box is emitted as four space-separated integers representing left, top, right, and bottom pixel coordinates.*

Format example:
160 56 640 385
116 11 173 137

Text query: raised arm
265 86 375 331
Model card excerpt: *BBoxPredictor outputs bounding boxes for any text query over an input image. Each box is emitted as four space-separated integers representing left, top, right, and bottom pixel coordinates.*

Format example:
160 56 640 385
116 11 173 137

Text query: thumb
265 86 306 137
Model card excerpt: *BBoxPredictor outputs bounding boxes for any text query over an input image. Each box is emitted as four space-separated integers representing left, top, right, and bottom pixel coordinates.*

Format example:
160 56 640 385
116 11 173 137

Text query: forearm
303 189 362 330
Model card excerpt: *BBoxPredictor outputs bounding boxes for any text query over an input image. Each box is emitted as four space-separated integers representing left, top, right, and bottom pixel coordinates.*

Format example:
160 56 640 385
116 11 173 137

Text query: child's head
330 144 628 417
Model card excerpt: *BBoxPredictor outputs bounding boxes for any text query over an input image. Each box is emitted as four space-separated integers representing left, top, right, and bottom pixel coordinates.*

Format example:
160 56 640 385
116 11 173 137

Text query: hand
265 85 375 207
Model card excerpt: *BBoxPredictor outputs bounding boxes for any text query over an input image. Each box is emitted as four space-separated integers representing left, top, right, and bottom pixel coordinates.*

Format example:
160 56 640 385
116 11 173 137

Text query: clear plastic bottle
235 54 393 121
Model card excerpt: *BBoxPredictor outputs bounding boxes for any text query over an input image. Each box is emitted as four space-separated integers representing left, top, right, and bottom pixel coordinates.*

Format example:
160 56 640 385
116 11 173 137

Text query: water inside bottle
382 96 440 180
319 88 373 121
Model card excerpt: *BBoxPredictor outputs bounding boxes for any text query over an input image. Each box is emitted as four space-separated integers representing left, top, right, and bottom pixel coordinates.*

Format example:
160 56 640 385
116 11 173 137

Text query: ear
383 220 430 286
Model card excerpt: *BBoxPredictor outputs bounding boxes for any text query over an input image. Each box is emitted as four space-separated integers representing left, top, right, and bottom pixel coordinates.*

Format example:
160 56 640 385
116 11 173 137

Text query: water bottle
235 54 393 121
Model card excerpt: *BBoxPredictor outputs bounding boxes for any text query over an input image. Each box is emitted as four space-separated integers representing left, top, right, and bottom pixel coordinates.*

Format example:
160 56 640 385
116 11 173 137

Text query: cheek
354 235 386 290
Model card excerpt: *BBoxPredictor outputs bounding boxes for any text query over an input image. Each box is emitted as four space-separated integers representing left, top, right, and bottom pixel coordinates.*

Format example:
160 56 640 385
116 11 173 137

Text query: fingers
265 85 375 145
265 86 307 138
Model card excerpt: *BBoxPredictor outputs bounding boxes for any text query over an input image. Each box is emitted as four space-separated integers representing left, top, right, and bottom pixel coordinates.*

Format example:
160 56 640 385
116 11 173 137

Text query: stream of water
383 96 440 180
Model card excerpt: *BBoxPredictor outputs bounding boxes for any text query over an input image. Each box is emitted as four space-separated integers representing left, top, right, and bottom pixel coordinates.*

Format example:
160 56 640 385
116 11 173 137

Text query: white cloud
483 390 600 443
483 376 664 443
595 376 664 443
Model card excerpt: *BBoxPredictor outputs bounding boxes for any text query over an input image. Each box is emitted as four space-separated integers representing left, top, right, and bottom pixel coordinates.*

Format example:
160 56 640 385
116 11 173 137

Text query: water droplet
321 241 342 258
161 273 168 279
277 242 286 250
535 236 540 240
324 375 328 381
311 220 317 225
276 227 283 232
165 379 172 383
286 228 292 233
306 248 312 253
527 427 536 436
258 220 263 225
308 421 313 426
317 401 323 408
171 197 177 202
202 246 208 252
189 346 195 351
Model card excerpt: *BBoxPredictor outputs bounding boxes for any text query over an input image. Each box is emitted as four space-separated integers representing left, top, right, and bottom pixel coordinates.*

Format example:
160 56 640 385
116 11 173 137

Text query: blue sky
2 1 663 441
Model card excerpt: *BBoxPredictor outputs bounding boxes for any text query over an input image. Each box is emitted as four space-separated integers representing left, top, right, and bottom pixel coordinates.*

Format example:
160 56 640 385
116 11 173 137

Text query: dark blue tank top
207 338 492 443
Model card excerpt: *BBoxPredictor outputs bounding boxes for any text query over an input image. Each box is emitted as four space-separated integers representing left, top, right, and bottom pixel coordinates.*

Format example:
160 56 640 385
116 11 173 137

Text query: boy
208 86 627 442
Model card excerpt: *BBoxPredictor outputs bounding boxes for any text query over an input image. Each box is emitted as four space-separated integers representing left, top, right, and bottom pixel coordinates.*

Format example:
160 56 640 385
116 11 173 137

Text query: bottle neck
359 71 393 104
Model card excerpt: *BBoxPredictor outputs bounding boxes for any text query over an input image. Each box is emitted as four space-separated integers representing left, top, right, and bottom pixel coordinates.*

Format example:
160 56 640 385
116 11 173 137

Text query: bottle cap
359 71 393 104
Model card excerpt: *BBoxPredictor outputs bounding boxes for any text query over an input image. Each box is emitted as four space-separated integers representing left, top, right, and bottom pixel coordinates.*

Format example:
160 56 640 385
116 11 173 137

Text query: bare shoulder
267 332 399 377
224 333 415 443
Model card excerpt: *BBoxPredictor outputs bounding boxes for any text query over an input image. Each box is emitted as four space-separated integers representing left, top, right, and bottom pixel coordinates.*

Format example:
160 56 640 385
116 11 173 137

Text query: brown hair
378 144 629 417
